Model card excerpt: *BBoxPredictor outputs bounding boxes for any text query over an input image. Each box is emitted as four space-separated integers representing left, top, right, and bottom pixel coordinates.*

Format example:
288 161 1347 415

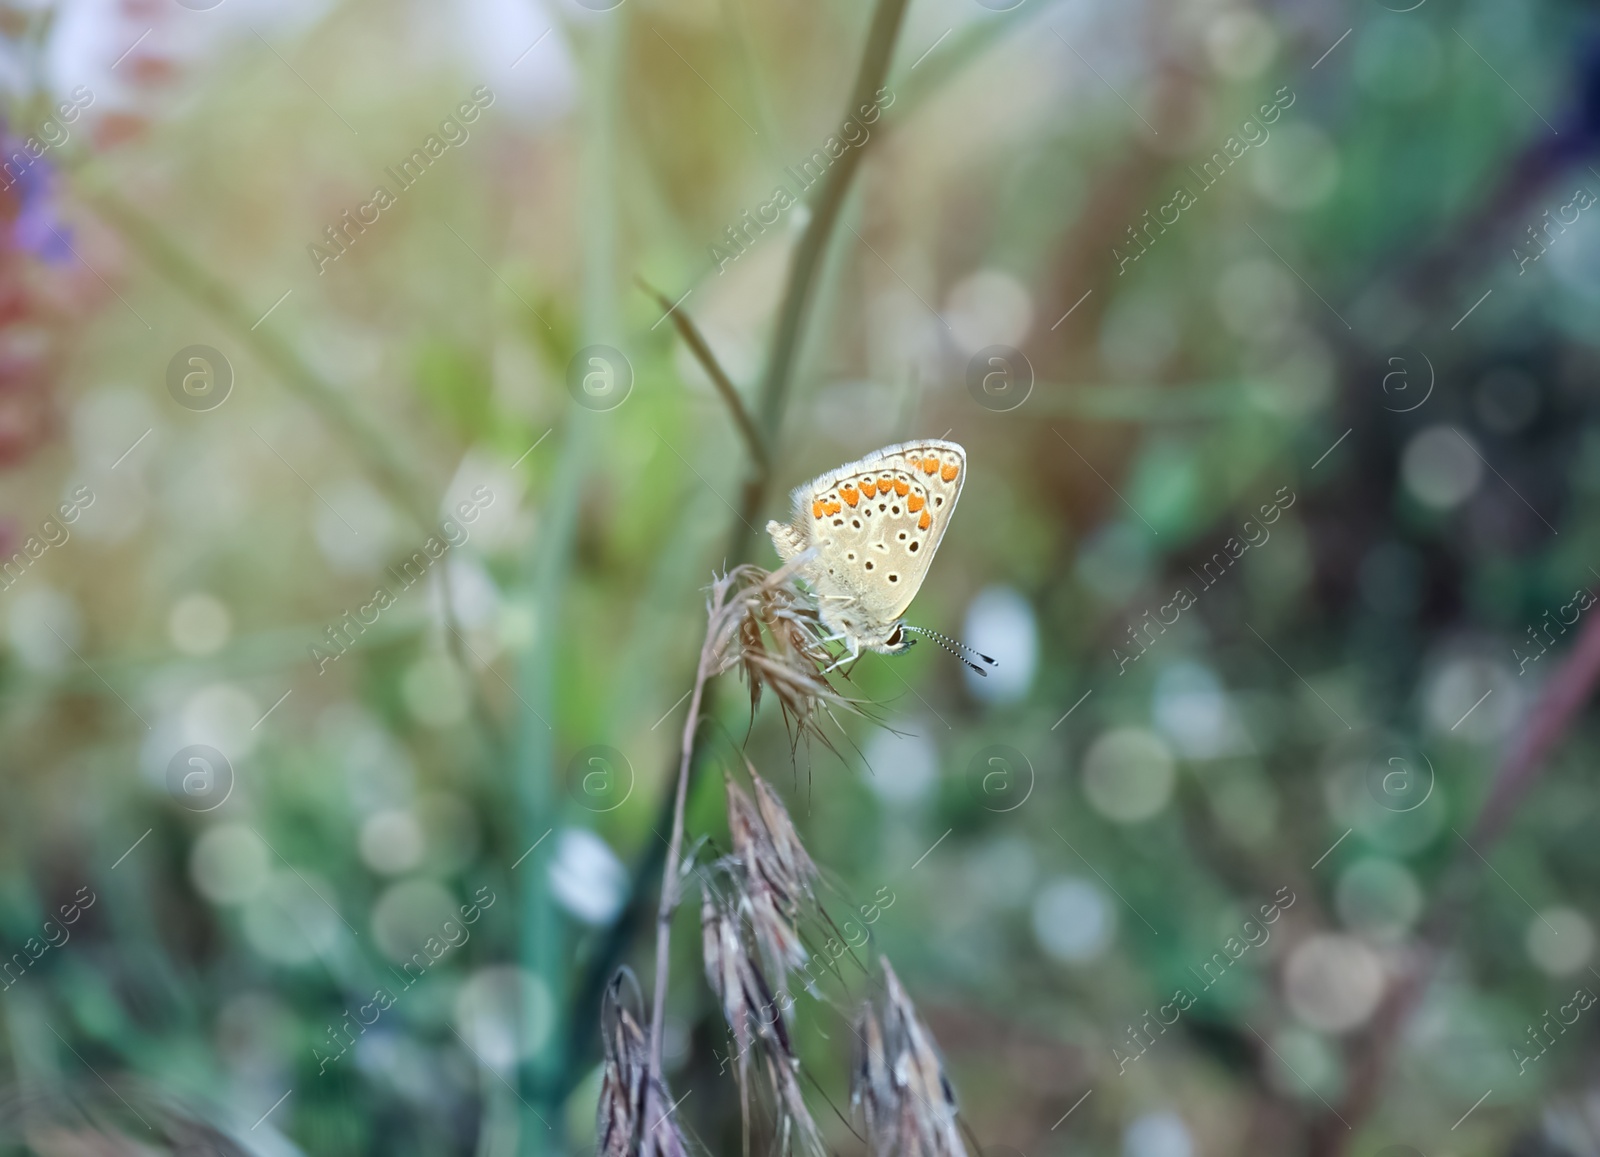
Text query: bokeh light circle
1082 728 1176 822
168 593 232 657
1032 877 1115 963
243 872 342 965
1335 858 1423 941
1284 934 1385 1032
1401 426 1481 510
1526 907 1595 976
1122 1110 1192 1157
189 824 269 905
359 810 426 875
862 728 940 806
371 879 462 963
454 966 555 1066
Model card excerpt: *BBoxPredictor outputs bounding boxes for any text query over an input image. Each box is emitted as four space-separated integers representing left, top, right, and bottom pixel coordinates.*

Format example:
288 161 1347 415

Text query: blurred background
1 0 1598 1153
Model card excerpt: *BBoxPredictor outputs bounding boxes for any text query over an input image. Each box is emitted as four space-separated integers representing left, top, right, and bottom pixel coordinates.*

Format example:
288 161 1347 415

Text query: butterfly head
831 614 916 656
881 622 915 655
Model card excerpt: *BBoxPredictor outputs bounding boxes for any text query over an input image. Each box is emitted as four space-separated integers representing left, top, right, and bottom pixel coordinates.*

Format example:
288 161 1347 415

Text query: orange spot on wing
812 500 825 519
906 494 925 513
893 479 909 496
921 459 939 474
941 463 959 482
840 486 859 506
859 479 877 497
905 457 921 470
918 510 932 530
825 501 842 516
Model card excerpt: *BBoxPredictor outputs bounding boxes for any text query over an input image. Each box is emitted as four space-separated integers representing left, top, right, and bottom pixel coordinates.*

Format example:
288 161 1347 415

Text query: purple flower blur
0 136 72 264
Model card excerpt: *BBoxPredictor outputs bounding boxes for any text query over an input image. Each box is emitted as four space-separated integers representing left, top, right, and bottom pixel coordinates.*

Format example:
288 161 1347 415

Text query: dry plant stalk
702 765 836 1155
612 563 966 1157
640 563 845 1157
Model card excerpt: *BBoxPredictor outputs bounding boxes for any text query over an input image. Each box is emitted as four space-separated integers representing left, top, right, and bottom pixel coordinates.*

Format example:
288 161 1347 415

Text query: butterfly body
767 439 967 663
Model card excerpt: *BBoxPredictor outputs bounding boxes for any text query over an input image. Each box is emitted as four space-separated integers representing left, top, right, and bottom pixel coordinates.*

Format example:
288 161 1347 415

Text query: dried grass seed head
699 875 825 1157
749 769 820 906
849 958 970 1157
597 971 648 1157
700 879 794 1058
725 772 810 975
705 564 862 753
851 1001 896 1155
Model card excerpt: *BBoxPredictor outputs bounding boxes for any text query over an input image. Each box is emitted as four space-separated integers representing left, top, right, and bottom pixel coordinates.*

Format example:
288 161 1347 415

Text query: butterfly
766 439 996 674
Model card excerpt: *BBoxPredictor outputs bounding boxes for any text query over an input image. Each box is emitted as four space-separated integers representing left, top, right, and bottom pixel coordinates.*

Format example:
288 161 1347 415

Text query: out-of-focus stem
753 0 909 450
513 9 625 1151
1309 609 1600 1156
638 278 768 472
81 185 504 762
79 187 436 530
641 629 715 1151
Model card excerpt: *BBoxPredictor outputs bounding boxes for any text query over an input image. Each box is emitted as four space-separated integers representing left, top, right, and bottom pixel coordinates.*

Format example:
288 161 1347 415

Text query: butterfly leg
821 637 860 674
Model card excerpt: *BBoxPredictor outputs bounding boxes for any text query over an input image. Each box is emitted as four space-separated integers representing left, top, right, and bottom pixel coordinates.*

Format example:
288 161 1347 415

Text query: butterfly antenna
904 625 998 677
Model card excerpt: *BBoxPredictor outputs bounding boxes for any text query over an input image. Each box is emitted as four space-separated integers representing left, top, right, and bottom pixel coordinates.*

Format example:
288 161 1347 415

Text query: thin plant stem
753 0 909 447
565 0 911 1100
638 277 769 472
647 623 716 1090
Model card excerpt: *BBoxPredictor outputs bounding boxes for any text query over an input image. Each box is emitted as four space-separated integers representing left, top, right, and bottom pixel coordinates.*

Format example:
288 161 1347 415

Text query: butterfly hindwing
787 440 965 627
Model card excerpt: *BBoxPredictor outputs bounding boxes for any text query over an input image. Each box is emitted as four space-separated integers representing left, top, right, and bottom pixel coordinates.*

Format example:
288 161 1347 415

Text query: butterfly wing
786 440 966 629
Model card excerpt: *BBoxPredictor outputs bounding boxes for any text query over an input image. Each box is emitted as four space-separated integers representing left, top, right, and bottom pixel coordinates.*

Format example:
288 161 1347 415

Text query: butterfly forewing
795 440 965 623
